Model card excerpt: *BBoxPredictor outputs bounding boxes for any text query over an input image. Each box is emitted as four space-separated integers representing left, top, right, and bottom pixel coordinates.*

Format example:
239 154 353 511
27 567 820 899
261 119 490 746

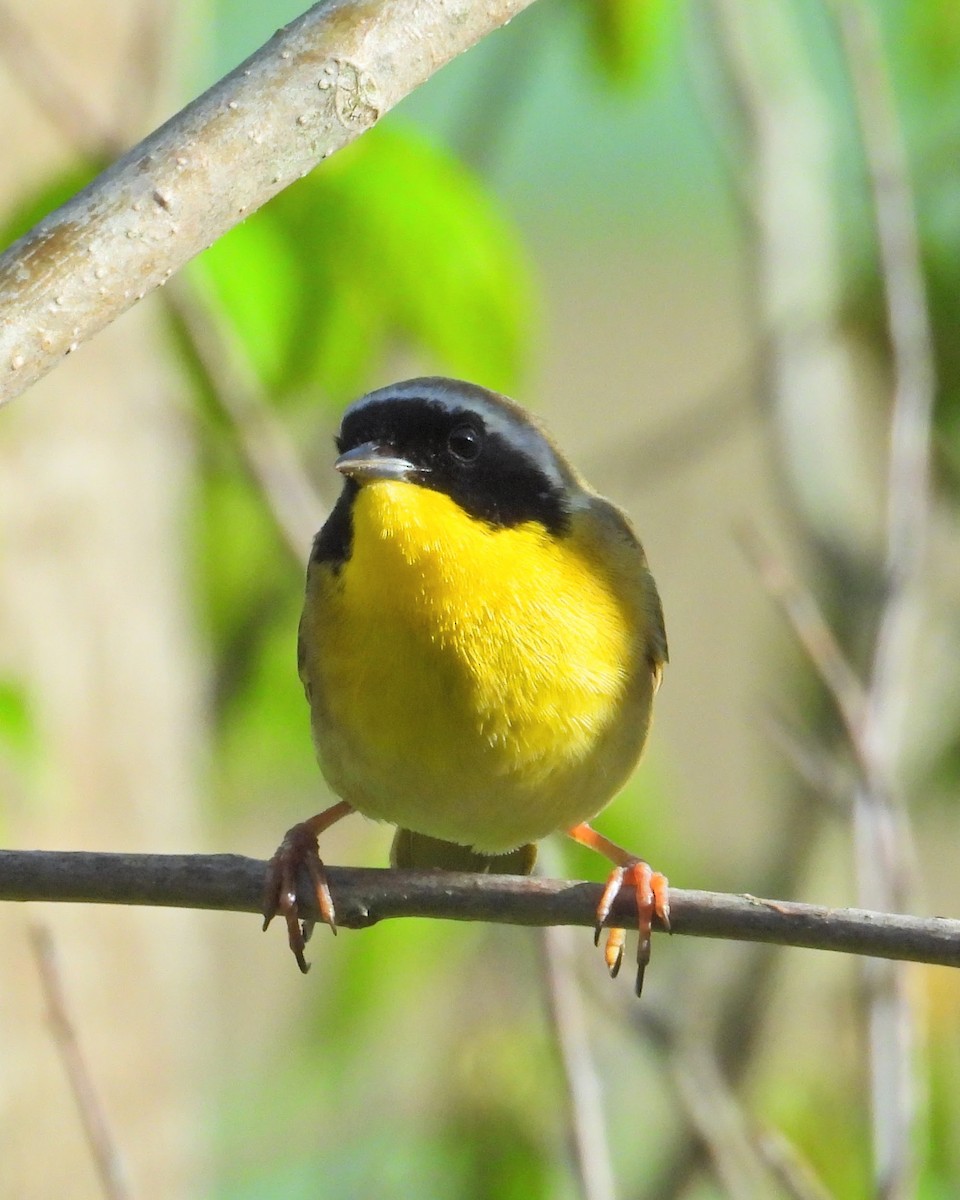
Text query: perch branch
0 851 957 967
0 0 539 407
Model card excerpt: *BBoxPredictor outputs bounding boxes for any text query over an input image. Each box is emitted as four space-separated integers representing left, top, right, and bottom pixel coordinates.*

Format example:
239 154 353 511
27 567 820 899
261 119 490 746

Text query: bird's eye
447 424 482 463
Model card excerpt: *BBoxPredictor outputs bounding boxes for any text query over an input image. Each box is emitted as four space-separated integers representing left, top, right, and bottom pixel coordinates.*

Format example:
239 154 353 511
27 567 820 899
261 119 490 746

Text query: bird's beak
335 441 419 483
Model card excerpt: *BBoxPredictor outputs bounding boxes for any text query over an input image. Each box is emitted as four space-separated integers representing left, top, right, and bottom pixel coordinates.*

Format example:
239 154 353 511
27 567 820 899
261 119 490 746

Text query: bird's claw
594 859 669 997
262 821 338 974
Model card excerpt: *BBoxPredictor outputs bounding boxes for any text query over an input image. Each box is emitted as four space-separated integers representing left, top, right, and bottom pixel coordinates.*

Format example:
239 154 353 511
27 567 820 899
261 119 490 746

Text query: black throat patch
311 381 578 569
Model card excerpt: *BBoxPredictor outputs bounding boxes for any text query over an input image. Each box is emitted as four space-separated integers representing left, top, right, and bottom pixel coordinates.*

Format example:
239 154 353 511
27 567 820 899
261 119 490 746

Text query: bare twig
30 926 132 1200
113 0 172 140
835 4 937 671
736 522 866 746
758 706 852 811
0 4 118 156
685 0 757 231
1 851 958 966
638 1007 835 1200
652 9 925 1197
833 0 933 905
752 1126 835 1200
736 527 922 1196
456 5 544 173
587 375 753 491
642 1015 770 1200
0 0 541 406
708 0 868 568
832 7 939 1197
164 278 325 558
540 924 616 1200
643 785 833 1200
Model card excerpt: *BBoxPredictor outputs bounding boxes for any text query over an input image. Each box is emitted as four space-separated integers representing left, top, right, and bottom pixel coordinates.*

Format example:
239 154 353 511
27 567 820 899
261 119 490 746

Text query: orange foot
262 800 353 973
567 823 670 997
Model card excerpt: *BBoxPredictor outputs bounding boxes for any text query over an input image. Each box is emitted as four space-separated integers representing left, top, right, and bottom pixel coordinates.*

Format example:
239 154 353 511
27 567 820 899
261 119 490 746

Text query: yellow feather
299 478 662 854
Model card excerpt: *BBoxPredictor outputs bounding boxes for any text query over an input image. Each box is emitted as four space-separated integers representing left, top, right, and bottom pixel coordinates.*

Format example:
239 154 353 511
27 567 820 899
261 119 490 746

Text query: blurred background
1 0 959 1196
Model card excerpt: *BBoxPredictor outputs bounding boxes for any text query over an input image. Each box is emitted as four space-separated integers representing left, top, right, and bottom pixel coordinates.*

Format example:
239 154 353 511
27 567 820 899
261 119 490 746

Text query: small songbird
263 377 669 993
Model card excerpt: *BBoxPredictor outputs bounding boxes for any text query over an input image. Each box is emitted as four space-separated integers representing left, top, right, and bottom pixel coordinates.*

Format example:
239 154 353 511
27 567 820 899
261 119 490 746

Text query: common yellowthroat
263 377 669 993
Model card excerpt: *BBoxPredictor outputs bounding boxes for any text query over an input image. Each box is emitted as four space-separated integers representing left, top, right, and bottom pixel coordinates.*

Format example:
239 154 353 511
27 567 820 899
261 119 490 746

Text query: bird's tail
390 828 537 875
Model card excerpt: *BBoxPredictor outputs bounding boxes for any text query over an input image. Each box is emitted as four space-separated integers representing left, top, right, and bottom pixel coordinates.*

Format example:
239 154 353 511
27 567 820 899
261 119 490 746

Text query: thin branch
540 924 616 1200
586 373 753 492
0 851 958 967
0 0 541 407
644 784 836 1200
835 2 937 648
637 1006 836 1200
759 706 853 811
685 0 758 233
30 925 132 1200
831 0 932 906
113 0 172 142
752 1126 836 1200
164 278 326 558
736 522 866 747
831 9 938 1199
641 1015 770 1200
0 4 118 157
661 10 927 1197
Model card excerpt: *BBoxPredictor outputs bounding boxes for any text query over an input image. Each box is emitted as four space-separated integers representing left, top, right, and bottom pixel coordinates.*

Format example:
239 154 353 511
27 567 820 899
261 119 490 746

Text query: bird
262 376 669 994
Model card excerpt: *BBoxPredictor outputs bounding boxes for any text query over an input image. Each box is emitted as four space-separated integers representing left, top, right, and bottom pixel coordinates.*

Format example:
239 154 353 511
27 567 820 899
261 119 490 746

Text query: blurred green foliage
907 0 960 84
579 0 671 86
0 679 35 761
2 0 960 1197
196 125 534 404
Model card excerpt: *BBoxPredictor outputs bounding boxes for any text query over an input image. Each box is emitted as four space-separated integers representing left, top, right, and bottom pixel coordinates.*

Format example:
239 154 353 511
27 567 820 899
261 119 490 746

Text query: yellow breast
299 479 657 853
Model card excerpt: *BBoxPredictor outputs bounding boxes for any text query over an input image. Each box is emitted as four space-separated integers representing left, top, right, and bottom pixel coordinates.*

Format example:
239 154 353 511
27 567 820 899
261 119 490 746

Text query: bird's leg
262 800 354 973
566 822 670 996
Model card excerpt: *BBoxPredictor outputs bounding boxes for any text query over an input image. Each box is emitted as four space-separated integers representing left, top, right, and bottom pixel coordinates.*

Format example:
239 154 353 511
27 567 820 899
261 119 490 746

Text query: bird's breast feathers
299 480 661 851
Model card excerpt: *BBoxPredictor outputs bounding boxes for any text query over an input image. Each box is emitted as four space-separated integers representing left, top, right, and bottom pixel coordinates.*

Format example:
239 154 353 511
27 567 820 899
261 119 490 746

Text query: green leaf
214 591 318 801
907 0 960 85
0 679 37 760
317 126 534 394
191 460 311 788
191 124 533 406
192 213 303 394
579 0 672 87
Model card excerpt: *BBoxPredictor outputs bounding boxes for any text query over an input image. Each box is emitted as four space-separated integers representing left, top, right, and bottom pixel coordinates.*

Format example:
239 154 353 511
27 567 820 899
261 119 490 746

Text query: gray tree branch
0 0 539 407
0 850 958 967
